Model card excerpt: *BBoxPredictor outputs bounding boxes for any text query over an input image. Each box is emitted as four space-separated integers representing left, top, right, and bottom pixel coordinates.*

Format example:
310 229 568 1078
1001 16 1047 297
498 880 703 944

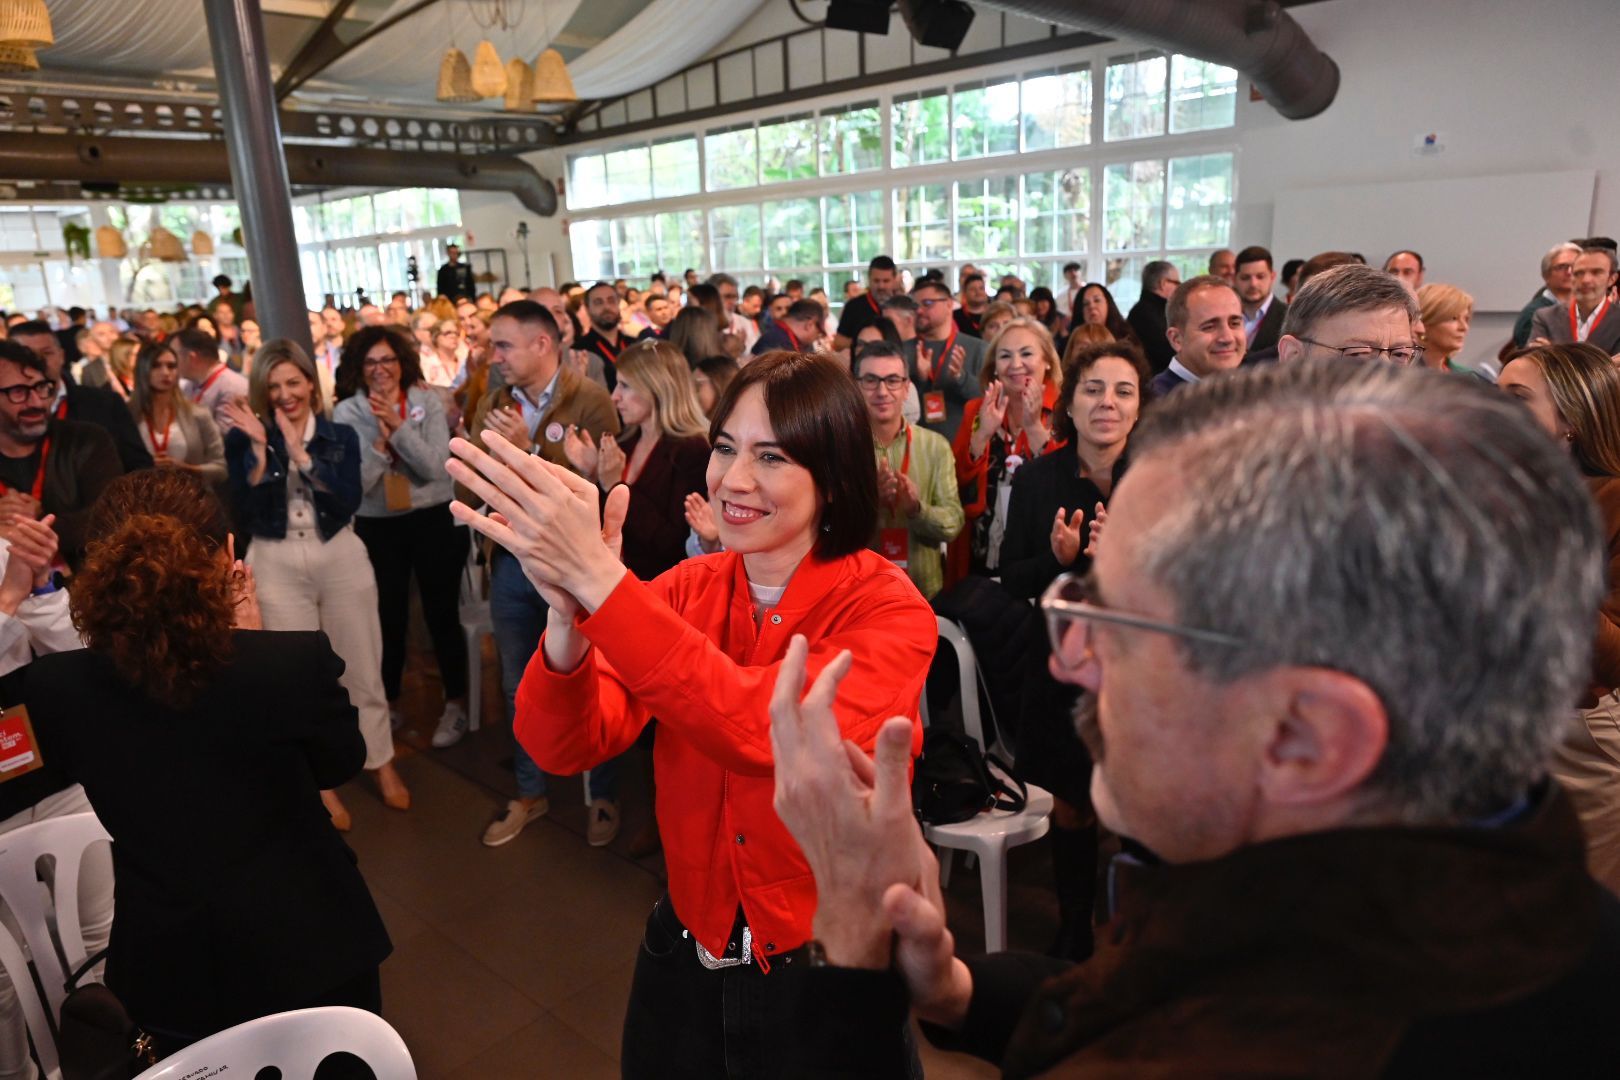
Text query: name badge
384 470 413 512
879 527 909 569
0 705 44 782
544 421 566 444
408 404 426 423
923 391 946 423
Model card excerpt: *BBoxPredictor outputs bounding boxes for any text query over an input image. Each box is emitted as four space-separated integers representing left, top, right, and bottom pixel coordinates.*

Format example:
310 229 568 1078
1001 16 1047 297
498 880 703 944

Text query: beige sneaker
482 797 548 847
586 798 621 847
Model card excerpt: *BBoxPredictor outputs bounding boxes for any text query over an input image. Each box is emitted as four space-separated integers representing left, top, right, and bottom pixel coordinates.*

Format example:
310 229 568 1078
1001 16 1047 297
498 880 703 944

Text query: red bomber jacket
515 548 936 968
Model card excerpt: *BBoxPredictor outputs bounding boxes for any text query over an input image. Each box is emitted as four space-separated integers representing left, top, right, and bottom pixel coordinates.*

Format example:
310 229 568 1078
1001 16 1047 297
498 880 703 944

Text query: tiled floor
340 637 1063 1077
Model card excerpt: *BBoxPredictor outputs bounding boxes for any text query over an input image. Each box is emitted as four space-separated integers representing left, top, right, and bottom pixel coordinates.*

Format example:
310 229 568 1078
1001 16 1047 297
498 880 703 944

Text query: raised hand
1050 507 1083 566
969 382 1007 459
895 471 921 517
1020 377 1045 429
944 343 966 382
1084 502 1107 559
562 423 599 477
875 459 900 509
222 399 266 445
369 392 402 435
597 433 627 490
274 409 310 467
684 492 720 551
481 404 529 451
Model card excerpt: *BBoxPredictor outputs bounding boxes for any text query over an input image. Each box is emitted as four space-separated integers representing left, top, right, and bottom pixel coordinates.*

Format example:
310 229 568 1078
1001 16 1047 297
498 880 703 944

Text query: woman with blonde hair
222 339 408 829
423 318 464 388
978 300 1020 345
951 317 1063 579
1500 341 1620 891
130 339 226 484
100 333 140 400
1417 283 1475 374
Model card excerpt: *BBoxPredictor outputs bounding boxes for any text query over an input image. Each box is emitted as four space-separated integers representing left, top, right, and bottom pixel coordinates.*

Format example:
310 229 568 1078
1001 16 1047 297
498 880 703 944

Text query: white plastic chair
133 1006 416 1080
458 535 489 734
0 811 112 1080
922 616 1053 953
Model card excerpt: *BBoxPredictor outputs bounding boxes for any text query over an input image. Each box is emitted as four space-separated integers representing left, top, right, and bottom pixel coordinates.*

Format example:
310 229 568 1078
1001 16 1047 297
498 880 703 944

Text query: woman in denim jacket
224 339 409 831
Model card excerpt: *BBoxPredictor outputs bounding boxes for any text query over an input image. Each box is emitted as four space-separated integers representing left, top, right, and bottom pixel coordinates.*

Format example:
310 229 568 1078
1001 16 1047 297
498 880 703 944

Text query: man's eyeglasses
1295 338 1425 366
857 374 908 392
0 379 57 405
1039 572 1244 669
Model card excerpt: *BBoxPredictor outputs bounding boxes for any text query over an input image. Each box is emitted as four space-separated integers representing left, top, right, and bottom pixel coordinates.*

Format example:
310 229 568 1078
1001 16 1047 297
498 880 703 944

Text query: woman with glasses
1499 342 1620 891
130 340 227 484
999 340 1150 960
332 326 469 750
952 318 1063 579
422 319 464 388
446 350 935 1078
223 340 409 830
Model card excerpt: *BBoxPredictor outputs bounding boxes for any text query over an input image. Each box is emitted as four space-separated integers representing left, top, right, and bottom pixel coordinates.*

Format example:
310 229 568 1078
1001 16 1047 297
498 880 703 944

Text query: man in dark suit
1145 276 1245 398
752 299 827 356
1235 245 1287 355
1528 245 1620 354
435 243 476 301
9 321 151 473
1126 261 1181 373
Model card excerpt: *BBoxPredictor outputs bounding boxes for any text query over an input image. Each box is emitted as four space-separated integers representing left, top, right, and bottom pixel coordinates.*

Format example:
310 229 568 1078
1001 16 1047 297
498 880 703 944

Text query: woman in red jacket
447 350 936 1078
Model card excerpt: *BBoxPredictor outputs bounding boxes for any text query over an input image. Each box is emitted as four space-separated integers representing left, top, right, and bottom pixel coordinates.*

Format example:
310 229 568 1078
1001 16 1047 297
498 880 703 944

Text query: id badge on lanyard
0 704 44 782
879 527 909 568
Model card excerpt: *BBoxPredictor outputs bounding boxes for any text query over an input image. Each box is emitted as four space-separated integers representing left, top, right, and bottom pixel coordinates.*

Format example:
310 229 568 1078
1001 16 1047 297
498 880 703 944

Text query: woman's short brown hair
707 350 878 559
335 325 424 401
1052 340 1152 445
72 469 237 707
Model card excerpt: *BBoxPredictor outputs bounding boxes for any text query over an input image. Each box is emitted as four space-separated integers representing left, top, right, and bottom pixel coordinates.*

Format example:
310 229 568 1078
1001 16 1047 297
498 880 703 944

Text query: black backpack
911 726 1027 826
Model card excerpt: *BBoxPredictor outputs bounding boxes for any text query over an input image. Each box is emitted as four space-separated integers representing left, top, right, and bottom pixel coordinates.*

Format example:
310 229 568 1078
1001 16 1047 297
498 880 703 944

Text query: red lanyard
782 325 801 351
924 326 958 386
594 334 621 361
895 424 913 475
867 293 880 316
0 435 51 502
53 396 67 421
149 410 172 455
191 365 226 404
1573 296 1613 341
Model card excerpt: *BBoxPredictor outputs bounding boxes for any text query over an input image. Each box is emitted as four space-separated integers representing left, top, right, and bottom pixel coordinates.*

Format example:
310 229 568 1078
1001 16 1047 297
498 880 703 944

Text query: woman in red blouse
447 350 935 1077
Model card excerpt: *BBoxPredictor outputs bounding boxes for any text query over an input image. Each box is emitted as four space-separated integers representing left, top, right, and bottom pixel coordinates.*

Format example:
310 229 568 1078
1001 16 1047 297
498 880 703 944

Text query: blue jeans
489 550 620 802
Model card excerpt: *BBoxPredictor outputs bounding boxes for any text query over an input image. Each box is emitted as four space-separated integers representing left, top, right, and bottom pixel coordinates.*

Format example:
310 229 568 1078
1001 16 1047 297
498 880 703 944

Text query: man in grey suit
1529 246 1620 354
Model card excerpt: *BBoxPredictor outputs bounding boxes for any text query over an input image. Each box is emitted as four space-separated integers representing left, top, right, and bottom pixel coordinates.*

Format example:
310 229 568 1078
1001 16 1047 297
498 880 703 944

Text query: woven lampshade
148 227 186 262
435 47 478 103
502 58 534 111
532 48 577 104
0 0 53 48
191 230 215 256
0 42 36 73
470 40 506 98
94 225 127 259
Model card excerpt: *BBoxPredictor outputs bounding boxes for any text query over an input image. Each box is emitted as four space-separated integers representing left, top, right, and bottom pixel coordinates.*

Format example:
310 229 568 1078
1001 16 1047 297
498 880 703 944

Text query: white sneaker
587 799 621 847
430 703 468 748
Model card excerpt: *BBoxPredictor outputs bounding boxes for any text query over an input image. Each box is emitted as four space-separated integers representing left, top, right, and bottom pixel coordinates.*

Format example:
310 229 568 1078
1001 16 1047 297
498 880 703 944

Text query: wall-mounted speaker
896 0 975 52
825 0 892 35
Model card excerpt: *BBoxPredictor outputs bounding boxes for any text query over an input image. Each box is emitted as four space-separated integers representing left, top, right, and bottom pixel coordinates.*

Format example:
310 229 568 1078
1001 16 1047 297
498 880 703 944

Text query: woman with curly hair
24 468 390 1058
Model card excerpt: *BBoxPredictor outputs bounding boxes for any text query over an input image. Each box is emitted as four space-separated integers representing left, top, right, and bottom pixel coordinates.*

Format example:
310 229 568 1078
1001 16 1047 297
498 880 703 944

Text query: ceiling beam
275 0 440 101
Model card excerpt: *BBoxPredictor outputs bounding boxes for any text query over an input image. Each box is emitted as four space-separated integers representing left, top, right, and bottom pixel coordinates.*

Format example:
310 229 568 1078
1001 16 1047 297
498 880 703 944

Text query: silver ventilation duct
975 0 1338 119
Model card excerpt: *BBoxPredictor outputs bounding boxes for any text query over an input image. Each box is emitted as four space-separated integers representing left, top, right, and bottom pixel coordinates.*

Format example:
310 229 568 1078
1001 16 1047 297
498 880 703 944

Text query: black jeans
354 503 469 702
621 896 920 1080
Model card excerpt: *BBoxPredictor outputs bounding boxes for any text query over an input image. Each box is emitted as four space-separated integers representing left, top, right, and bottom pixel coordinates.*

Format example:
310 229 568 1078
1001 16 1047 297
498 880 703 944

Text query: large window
894 184 952 263
952 78 1020 161
820 103 883 176
954 176 1019 261
294 188 461 306
706 126 758 192
892 90 951 168
1021 66 1091 151
763 198 822 268
824 190 885 266
759 115 819 185
1104 52 1168 142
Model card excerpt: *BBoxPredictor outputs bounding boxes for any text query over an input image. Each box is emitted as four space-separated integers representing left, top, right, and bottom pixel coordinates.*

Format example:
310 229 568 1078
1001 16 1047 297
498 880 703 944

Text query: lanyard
0 435 50 502
190 365 226 404
52 396 67 421
782 325 801 352
1573 296 1613 341
924 326 958 386
593 333 621 361
867 293 880 316
149 409 172 455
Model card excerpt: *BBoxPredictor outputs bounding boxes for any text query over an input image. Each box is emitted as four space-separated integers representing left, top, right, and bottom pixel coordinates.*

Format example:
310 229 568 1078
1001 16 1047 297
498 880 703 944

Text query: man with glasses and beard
0 340 121 565
768 358 1620 1076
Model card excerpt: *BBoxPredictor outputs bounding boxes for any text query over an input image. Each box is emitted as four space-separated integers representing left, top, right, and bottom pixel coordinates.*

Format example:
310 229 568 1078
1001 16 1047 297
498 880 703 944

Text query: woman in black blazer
25 468 391 1055
998 339 1149 962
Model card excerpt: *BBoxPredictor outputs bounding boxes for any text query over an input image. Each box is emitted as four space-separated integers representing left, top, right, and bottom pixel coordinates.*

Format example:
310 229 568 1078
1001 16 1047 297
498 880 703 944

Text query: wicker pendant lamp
435 46 478 103
0 42 36 72
470 39 506 98
502 57 534 111
94 226 128 259
532 48 576 104
148 227 186 263
191 231 215 256
0 0 53 48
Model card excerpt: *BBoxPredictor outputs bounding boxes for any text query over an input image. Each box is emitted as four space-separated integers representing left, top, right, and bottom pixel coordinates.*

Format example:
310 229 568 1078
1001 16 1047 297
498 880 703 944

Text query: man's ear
1276 334 1304 364
1164 324 1184 356
1256 667 1388 809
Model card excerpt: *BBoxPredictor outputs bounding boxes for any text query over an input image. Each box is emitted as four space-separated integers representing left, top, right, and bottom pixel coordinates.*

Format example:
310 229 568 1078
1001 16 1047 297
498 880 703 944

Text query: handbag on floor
56 949 157 1080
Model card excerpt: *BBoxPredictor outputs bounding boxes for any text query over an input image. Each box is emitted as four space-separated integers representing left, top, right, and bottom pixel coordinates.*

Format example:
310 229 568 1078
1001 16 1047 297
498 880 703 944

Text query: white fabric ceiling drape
563 0 767 99
39 2 215 75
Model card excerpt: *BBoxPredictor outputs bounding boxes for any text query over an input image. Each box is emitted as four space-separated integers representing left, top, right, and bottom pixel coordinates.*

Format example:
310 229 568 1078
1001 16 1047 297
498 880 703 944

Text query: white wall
1238 0 1620 365
457 150 569 291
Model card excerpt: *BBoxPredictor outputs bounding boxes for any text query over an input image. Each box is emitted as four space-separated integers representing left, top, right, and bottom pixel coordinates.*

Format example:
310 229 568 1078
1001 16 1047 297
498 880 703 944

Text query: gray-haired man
1276 263 1424 366
771 358 1620 1076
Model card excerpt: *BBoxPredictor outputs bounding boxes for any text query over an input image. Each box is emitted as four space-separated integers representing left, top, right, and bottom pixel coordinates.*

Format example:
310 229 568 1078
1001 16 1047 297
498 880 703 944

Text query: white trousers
247 526 394 769
0 785 116 1080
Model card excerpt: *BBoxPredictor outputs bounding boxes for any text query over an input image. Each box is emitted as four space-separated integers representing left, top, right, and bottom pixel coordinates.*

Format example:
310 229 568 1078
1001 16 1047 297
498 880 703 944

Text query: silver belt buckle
690 925 752 970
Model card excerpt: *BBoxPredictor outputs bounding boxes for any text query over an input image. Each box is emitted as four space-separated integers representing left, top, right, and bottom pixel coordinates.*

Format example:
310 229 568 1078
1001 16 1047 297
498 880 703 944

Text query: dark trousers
355 503 469 702
621 896 919 1080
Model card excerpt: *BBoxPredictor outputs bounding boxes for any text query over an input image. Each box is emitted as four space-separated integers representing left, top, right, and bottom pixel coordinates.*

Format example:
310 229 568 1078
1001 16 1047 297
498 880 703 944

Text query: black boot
1046 822 1099 963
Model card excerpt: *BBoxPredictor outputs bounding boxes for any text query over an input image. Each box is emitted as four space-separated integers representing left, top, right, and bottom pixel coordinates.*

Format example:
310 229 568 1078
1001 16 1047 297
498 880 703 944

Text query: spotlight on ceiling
896 0 975 52
825 0 891 35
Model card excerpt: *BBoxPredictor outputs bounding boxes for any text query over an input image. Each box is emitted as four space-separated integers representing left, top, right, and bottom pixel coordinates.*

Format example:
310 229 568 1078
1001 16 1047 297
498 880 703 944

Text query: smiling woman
445 349 936 1078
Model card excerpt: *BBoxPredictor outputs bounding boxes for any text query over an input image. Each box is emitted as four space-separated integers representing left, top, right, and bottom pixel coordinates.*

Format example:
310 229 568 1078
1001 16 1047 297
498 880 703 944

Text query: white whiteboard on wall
1272 170 1597 312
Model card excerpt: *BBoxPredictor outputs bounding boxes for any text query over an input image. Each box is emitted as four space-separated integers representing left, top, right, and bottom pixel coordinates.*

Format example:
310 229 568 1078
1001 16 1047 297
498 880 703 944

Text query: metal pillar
205 0 313 354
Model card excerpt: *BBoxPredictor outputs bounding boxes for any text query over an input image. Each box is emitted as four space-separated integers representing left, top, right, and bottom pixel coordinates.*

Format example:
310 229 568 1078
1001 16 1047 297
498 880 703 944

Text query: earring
821 521 832 533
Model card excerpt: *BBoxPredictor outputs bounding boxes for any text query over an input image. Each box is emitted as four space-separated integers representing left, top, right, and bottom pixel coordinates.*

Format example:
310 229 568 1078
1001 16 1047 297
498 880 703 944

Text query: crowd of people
1 230 1619 1075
